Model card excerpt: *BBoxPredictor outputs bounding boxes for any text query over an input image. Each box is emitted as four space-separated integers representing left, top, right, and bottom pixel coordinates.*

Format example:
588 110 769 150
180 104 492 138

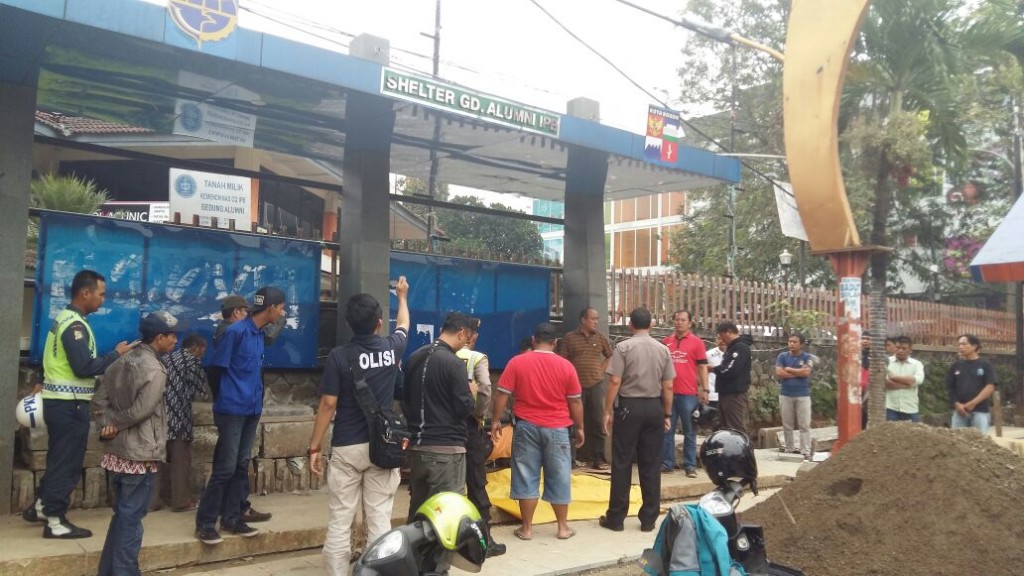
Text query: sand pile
744 423 1024 576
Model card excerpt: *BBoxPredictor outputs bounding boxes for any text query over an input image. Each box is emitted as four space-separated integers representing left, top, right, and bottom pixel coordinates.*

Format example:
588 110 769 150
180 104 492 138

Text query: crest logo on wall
168 0 238 48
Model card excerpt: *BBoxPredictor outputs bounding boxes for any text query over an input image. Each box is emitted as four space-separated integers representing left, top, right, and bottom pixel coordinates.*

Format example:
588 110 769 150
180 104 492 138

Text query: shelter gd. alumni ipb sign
381 68 560 137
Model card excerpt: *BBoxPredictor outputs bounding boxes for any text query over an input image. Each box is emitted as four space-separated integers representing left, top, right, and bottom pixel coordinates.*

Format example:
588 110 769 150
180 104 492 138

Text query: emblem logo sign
168 0 239 48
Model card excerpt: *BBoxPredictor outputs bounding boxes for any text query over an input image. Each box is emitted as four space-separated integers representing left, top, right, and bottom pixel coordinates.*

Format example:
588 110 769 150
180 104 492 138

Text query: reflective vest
456 348 483 400
42 308 98 400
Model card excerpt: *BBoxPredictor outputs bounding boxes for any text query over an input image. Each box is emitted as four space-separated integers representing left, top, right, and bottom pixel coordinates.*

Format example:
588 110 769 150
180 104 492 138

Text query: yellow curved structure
783 0 871 251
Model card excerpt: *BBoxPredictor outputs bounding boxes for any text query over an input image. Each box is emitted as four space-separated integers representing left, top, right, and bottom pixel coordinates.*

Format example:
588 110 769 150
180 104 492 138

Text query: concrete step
1 451 804 576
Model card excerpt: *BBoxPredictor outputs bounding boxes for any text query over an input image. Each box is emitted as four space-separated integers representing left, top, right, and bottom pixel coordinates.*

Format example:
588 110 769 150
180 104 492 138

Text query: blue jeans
98 471 156 576
663 394 698 471
952 411 990 434
510 420 572 504
196 413 260 529
39 399 91 518
886 409 920 423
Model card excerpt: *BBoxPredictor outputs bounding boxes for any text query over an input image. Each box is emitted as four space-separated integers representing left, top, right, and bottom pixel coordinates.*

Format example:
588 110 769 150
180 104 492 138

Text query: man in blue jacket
195 286 286 545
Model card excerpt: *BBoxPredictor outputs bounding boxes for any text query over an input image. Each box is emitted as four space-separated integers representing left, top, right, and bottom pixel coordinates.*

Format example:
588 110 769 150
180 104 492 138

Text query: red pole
826 249 873 452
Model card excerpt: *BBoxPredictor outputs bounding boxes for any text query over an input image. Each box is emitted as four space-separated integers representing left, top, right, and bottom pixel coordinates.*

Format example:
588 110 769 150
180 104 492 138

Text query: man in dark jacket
712 323 753 433
402 312 476 521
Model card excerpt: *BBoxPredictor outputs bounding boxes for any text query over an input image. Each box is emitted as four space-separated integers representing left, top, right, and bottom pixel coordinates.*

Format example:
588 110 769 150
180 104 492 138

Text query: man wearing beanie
195 286 286 544
93 311 186 574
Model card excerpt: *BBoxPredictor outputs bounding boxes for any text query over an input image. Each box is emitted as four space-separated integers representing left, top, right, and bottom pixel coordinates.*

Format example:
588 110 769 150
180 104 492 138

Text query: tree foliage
396 177 542 261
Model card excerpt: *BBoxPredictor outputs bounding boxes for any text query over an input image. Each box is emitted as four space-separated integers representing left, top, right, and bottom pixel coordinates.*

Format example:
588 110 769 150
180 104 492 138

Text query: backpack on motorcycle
347 346 410 469
641 502 746 576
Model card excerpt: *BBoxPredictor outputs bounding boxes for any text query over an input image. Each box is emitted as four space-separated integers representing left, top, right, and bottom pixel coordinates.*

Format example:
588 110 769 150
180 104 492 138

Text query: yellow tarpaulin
485 469 642 524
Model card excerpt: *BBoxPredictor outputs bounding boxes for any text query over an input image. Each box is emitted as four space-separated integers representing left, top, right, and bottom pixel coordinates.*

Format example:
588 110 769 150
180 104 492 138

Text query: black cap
533 322 558 343
251 286 286 313
140 311 188 338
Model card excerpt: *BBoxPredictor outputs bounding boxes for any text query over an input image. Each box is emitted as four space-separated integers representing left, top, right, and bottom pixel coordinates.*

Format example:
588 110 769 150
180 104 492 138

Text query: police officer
457 319 506 557
24 270 132 538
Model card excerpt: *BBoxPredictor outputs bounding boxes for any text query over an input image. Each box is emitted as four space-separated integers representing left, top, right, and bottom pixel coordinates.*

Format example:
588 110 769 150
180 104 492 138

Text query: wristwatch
307 447 321 457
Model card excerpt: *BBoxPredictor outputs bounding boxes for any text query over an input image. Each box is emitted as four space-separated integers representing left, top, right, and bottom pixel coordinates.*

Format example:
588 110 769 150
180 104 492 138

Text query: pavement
0 445 807 576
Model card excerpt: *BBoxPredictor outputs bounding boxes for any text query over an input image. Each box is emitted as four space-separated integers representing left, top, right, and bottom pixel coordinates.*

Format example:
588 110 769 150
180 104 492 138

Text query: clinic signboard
380 68 560 137
169 168 251 228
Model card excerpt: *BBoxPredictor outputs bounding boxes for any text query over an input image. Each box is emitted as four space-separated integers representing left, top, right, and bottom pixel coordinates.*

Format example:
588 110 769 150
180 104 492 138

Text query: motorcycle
642 427 804 576
697 479 804 575
353 492 488 576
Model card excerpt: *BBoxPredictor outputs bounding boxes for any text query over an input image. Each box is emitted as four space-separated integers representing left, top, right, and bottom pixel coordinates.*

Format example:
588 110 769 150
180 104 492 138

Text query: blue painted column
338 35 395 343
562 98 609 333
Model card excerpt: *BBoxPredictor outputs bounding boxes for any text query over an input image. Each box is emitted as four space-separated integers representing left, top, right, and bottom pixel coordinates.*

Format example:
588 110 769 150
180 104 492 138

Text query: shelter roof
1 0 740 203
970 194 1024 282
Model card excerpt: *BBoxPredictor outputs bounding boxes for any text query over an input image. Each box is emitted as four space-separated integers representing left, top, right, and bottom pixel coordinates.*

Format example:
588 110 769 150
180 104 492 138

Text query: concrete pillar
0 81 37 514
562 97 609 333
338 35 394 343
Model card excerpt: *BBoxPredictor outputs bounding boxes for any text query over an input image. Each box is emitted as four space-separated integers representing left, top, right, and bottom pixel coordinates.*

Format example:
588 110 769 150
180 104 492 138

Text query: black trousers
40 399 91 518
577 379 608 464
606 397 663 528
465 422 492 527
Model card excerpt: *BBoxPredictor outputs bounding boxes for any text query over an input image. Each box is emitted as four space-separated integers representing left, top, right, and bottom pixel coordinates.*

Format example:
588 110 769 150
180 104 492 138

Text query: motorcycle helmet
691 403 718 428
415 492 488 570
699 428 758 495
16 392 44 429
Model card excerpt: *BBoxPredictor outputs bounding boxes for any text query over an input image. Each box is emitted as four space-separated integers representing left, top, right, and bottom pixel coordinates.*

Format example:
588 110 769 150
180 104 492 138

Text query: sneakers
222 521 260 538
43 517 92 539
22 500 45 524
196 526 224 545
591 460 610 472
241 507 272 523
685 468 698 478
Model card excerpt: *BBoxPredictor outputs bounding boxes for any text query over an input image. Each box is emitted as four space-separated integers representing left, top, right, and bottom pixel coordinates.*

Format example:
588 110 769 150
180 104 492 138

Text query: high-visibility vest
456 348 484 400
42 308 98 400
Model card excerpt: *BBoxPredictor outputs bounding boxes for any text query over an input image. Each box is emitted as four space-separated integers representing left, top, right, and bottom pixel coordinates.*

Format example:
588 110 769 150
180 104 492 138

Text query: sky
229 0 711 208
235 0 701 134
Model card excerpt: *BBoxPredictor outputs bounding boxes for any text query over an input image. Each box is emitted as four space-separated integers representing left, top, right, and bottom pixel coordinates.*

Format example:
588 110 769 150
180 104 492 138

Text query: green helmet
415 492 488 568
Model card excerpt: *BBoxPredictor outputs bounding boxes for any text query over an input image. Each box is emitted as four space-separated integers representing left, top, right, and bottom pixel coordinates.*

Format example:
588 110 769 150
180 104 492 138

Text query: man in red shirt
661 310 708 477
491 323 583 541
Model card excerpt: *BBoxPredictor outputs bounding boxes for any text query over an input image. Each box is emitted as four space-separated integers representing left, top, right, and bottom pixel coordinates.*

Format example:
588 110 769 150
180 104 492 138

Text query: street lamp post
779 248 793 287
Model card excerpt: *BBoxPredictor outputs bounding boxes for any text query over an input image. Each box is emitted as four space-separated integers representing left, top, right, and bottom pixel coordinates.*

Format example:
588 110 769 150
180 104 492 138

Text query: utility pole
726 47 738 278
1012 97 1024 408
424 0 442 252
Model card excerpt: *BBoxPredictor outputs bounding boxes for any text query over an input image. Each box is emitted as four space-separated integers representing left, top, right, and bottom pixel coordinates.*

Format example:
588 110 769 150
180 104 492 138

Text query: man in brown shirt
556 306 613 470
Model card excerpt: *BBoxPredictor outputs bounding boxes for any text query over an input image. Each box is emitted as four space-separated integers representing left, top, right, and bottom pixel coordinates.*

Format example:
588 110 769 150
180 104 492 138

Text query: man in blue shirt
775 334 814 459
307 278 409 575
195 286 286 545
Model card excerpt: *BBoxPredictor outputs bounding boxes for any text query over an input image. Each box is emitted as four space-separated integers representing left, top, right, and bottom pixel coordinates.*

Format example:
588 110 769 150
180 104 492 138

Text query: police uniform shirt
607 334 675 397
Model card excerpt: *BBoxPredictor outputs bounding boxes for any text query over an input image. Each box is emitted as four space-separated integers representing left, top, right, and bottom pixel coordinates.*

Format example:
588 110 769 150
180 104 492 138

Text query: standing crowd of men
19 268 1003 575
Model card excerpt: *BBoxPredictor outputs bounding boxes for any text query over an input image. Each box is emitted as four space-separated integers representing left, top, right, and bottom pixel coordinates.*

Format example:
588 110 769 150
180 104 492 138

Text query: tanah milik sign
381 68 560 137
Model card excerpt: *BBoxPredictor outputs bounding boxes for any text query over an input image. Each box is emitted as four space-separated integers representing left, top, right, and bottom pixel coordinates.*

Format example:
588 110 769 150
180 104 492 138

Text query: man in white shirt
705 336 726 408
885 335 924 422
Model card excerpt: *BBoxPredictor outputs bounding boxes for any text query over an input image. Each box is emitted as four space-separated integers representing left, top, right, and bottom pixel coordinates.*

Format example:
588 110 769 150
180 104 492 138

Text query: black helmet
691 403 718 428
699 429 759 495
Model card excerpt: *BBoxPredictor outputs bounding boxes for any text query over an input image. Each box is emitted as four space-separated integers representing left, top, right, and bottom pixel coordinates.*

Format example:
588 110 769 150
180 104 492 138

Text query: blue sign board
390 252 551 369
32 211 320 368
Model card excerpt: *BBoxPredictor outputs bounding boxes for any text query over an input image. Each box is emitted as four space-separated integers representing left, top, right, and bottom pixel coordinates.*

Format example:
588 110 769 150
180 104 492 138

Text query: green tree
840 0 1022 425
436 195 543 261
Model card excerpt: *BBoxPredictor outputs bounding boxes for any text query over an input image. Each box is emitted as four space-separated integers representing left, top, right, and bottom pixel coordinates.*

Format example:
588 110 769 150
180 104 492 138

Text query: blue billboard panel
33 212 320 368
389 252 550 369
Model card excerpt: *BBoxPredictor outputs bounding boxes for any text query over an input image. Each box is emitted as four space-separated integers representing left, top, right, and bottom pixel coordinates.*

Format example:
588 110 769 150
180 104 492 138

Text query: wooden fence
591 270 1015 351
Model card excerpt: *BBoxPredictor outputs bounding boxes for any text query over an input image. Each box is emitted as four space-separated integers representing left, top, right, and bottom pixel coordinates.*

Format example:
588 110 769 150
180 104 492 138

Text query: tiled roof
35 110 154 137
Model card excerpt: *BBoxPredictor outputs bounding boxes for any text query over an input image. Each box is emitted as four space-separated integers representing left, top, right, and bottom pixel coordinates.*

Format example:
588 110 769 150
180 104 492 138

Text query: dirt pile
744 423 1024 576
